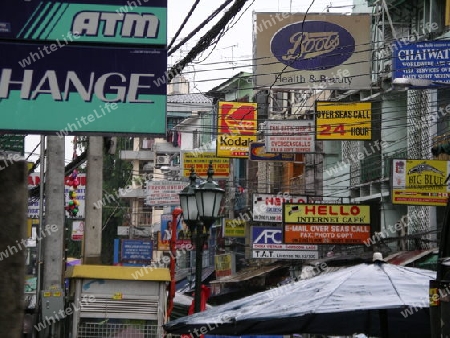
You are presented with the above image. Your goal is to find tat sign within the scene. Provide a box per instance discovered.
[392,159,450,206]
[252,193,306,222]
[217,102,257,158]
[265,120,315,153]
[316,101,372,140]
[251,226,318,260]
[283,204,371,245]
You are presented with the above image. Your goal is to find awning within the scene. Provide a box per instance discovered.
[385,248,436,266]
[210,263,286,284]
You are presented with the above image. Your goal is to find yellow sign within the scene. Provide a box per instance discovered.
[223,219,246,238]
[182,151,229,178]
[217,102,257,158]
[284,204,371,224]
[316,101,372,140]
[113,292,123,300]
[214,253,232,278]
[392,159,450,206]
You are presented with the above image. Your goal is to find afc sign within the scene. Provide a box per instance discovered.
[252,227,282,244]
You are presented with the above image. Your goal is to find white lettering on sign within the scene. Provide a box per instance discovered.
[73,12,159,38]
[253,229,282,244]
[0,69,154,103]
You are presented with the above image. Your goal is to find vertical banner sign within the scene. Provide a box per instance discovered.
[391,159,450,206]
[315,101,372,140]
[0,0,167,135]
[283,203,371,244]
[254,13,371,90]
[214,253,234,278]
[265,120,315,153]
[217,101,257,158]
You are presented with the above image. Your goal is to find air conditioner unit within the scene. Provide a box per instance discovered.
[156,155,170,165]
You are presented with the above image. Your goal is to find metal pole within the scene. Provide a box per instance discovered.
[194,221,204,313]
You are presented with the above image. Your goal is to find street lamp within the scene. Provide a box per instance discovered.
[179,163,224,313]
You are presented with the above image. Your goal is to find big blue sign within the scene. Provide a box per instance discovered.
[271,21,355,70]
[121,239,153,261]
[393,40,450,86]
[0,41,167,134]
[252,226,282,245]
[0,0,167,45]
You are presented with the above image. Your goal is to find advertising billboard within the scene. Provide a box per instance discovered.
[283,203,371,245]
[391,159,450,206]
[249,142,295,161]
[0,42,167,134]
[254,13,371,90]
[217,101,257,158]
[0,0,167,46]
[265,120,315,153]
[181,151,229,178]
[315,101,372,140]
[145,181,186,206]
[252,193,307,222]
[251,226,318,259]
[393,40,450,87]
[223,219,246,238]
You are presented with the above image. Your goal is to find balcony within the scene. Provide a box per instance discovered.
[131,211,152,226]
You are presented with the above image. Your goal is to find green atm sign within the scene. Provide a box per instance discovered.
[0,135,25,155]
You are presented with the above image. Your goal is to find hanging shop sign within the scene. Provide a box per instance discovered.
[181,151,229,178]
[251,226,318,259]
[223,219,246,238]
[145,181,186,206]
[252,193,307,222]
[391,159,450,206]
[265,120,315,153]
[0,0,167,46]
[393,40,450,87]
[217,101,257,158]
[315,101,372,140]
[254,13,371,90]
[283,203,371,245]
[249,142,295,161]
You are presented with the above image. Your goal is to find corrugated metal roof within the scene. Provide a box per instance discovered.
[167,93,212,104]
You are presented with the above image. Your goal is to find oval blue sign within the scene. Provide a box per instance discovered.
[271,21,355,70]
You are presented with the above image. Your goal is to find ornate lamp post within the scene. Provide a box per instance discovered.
[179,163,224,313]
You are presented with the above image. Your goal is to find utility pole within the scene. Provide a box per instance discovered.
[0,159,27,338]
[82,136,103,264]
[42,136,65,338]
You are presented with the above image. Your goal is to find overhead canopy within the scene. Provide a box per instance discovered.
[164,262,436,337]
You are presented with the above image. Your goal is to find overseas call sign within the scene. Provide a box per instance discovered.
[283,203,371,245]
[315,101,372,140]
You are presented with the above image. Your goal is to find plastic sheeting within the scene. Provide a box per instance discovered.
[164,262,436,337]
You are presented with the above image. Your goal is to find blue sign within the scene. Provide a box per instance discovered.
[251,226,282,245]
[0,41,167,135]
[0,0,167,45]
[121,239,153,261]
[271,21,355,70]
[250,142,295,161]
[393,40,450,86]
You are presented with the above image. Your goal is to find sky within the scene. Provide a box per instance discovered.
[24,0,355,166]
